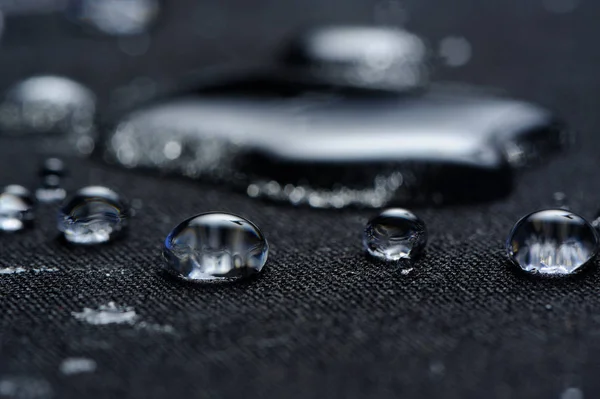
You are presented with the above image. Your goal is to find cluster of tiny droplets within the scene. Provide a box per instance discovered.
[246,171,404,209]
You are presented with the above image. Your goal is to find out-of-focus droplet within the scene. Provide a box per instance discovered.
[507,209,598,275]
[543,0,580,14]
[103,81,564,208]
[439,36,472,67]
[67,0,160,36]
[552,191,569,209]
[35,158,68,203]
[163,212,268,281]
[280,26,429,91]
[36,175,67,203]
[363,208,427,261]
[58,186,129,244]
[0,185,34,232]
[0,76,97,155]
[40,157,66,177]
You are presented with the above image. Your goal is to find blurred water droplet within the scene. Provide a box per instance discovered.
[163,212,269,281]
[36,158,68,203]
[67,0,160,36]
[552,191,569,209]
[58,186,129,244]
[507,209,598,275]
[281,26,428,91]
[543,0,580,14]
[439,36,472,67]
[0,76,97,155]
[561,387,584,399]
[0,185,34,232]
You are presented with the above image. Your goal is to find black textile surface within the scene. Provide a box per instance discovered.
[1,1,600,398]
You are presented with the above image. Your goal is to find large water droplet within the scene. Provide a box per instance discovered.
[507,209,598,275]
[0,76,97,155]
[103,81,565,208]
[58,186,129,244]
[163,212,269,281]
[0,185,34,232]
[363,208,427,261]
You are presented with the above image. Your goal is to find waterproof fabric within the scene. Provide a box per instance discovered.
[1,1,600,398]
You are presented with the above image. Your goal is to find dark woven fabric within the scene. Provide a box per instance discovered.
[1,1,600,398]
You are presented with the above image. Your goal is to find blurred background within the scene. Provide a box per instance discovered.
[0,0,590,127]
[1,1,600,398]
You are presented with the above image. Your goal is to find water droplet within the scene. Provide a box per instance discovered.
[0,185,34,232]
[281,26,428,91]
[36,158,68,203]
[543,0,580,14]
[163,212,269,281]
[60,357,97,375]
[439,36,472,67]
[0,76,97,155]
[561,387,584,399]
[507,209,598,275]
[103,82,564,208]
[363,208,427,261]
[553,191,569,209]
[40,157,66,177]
[66,0,160,36]
[58,186,129,244]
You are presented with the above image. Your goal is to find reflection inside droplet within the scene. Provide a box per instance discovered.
[58,186,129,244]
[163,212,269,281]
[507,209,598,275]
[363,208,427,261]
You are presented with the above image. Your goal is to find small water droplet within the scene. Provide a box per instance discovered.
[0,185,34,232]
[58,186,129,244]
[363,208,427,261]
[543,0,580,14]
[561,387,584,399]
[40,157,66,177]
[553,191,569,208]
[36,158,68,203]
[506,209,598,275]
[163,212,269,281]
[60,357,97,375]
[439,36,472,67]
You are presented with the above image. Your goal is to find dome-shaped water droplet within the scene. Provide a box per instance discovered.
[0,185,34,232]
[0,76,97,155]
[58,186,129,244]
[363,208,427,261]
[163,212,269,281]
[507,209,598,275]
